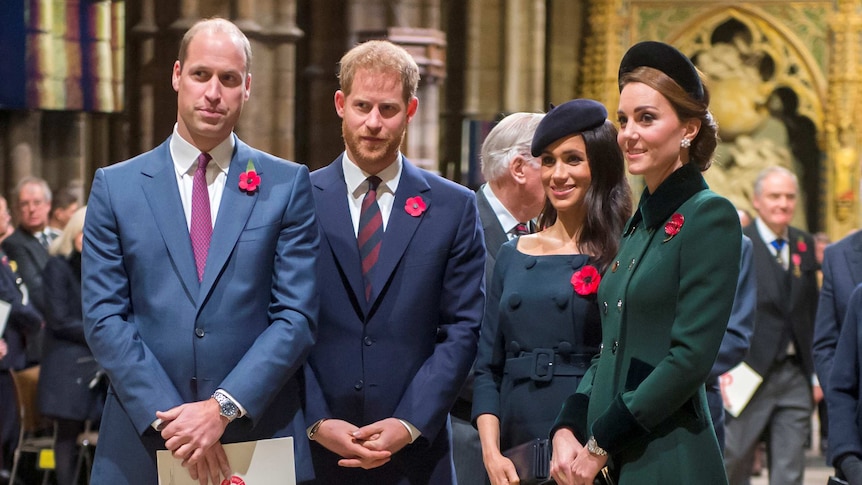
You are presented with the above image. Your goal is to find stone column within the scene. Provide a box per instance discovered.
[502,0,544,112]
[825,0,862,238]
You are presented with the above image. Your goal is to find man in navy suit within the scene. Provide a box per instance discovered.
[826,282,862,483]
[82,18,318,485]
[303,40,485,484]
[815,229,862,479]
[0,194,43,470]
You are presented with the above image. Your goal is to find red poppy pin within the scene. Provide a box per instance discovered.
[405,196,427,217]
[221,476,246,485]
[239,160,260,193]
[663,213,684,243]
[796,238,807,253]
[571,265,601,296]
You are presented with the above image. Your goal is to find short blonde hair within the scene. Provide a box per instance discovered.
[49,206,86,257]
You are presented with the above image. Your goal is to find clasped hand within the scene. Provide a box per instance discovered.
[550,428,608,485]
[157,399,231,485]
[313,417,412,469]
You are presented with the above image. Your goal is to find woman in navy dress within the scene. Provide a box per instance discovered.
[472,99,632,485]
[38,206,106,485]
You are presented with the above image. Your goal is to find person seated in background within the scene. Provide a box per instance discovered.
[38,206,106,485]
[47,188,80,235]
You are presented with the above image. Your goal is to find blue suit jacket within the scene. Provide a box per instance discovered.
[304,155,485,485]
[815,230,862,388]
[826,282,862,468]
[82,136,319,484]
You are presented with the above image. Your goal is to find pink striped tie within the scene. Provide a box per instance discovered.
[190,152,212,282]
[357,176,383,301]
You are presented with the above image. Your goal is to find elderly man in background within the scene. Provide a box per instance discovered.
[451,112,545,485]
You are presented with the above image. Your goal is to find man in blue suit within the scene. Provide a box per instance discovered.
[815,229,862,478]
[82,18,318,485]
[303,40,486,484]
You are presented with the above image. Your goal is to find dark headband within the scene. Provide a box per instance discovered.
[618,41,704,101]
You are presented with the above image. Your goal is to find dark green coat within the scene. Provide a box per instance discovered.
[554,164,740,484]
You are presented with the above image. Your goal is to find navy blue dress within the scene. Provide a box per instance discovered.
[472,239,601,450]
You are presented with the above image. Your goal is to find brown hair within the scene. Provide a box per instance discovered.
[620,66,718,171]
[338,40,420,103]
[537,121,633,272]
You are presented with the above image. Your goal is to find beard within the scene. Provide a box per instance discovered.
[342,121,405,171]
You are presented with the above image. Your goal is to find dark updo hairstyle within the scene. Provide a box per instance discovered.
[619,66,718,171]
[537,120,632,272]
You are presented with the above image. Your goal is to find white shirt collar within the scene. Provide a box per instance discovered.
[169,124,234,176]
[755,217,788,246]
[342,152,403,197]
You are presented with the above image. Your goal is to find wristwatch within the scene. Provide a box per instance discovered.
[307,418,327,441]
[586,436,607,457]
[212,390,239,422]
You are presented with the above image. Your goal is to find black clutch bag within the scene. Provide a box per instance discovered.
[828,477,849,485]
[502,439,614,485]
[503,438,553,485]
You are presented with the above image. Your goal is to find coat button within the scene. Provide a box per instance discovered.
[364,336,373,346]
[195,328,204,338]
[617,299,622,312]
[354,380,364,390]
[602,301,608,315]
[612,341,619,354]
[628,258,636,270]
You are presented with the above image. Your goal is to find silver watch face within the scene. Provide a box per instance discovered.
[214,392,238,418]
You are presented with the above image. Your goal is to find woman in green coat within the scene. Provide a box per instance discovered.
[549,41,741,485]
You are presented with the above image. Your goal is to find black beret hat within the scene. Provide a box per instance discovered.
[530,99,608,157]
[618,41,704,101]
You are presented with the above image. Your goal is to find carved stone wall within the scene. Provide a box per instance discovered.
[581,1,845,236]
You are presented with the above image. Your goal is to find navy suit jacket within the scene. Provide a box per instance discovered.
[476,187,508,284]
[814,230,862,388]
[82,136,319,484]
[304,155,485,485]
[826,282,862,467]
[0,250,42,371]
[2,228,50,314]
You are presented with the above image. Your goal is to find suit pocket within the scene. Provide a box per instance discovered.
[238,221,279,242]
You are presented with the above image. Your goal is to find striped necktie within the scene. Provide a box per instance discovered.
[358,176,383,301]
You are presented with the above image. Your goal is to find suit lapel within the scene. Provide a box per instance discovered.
[847,231,862,284]
[367,160,430,306]
[140,141,199,300]
[314,156,366,306]
[476,188,508,260]
[198,138,258,305]
[744,224,789,307]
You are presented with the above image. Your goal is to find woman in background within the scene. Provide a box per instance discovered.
[38,206,105,485]
[472,99,631,485]
[549,41,742,484]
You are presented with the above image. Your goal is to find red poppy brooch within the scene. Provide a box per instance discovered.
[239,160,260,193]
[571,265,601,296]
[405,196,427,217]
[663,213,684,243]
